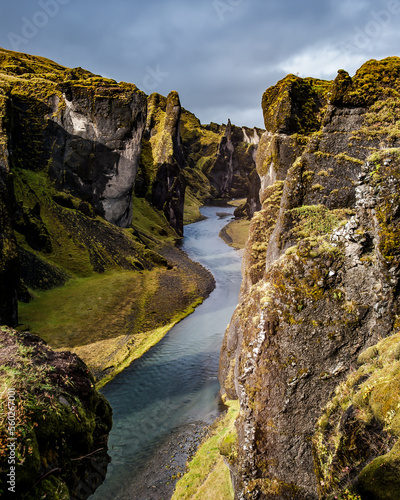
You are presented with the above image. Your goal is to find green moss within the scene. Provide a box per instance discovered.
[29,476,70,499]
[287,205,352,240]
[0,326,111,498]
[172,400,238,499]
[356,442,400,500]
[262,74,331,134]
[335,153,364,165]
[346,57,400,107]
[365,149,400,263]
[313,328,400,499]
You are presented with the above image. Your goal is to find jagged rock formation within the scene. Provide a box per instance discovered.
[179,109,263,223]
[0,49,196,304]
[5,55,147,228]
[0,327,112,499]
[219,57,400,499]
[137,91,186,236]
[52,79,146,227]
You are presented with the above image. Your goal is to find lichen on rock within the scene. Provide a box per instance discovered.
[219,58,400,499]
[0,326,112,499]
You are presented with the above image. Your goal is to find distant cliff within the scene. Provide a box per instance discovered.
[219,57,400,499]
[138,94,264,225]
[180,112,263,223]
[0,47,263,497]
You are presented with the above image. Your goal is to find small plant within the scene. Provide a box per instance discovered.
[333,490,362,500]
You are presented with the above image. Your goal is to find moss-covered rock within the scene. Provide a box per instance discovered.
[262,74,331,135]
[220,58,400,499]
[137,91,186,235]
[314,328,400,500]
[0,47,147,228]
[0,326,112,499]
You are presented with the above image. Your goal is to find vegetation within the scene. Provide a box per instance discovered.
[261,74,331,134]
[219,219,250,249]
[287,205,353,240]
[0,326,111,498]
[313,328,400,499]
[172,400,239,500]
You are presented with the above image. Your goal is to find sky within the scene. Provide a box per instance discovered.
[1,0,400,128]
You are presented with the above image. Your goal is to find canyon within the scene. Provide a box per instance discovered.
[1,47,400,500]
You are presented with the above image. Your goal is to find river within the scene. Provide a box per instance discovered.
[90,205,243,499]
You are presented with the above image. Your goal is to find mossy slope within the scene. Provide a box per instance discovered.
[0,326,112,499]
[172,400,239,500]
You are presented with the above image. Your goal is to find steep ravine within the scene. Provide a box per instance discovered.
[0,47,259,498]
[219,57,400,499]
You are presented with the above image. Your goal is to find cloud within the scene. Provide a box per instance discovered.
[279,45,367,80]
[1,0,400,128]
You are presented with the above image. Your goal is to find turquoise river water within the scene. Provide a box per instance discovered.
[90,205,242,499]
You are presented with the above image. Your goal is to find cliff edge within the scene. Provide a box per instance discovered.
[220,57,400,499]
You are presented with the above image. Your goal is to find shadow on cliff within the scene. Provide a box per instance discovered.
[10,92,135,227]
[103,348,219,415]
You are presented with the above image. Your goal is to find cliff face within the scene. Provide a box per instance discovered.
[179,110,263,223]
[219,57,400,499]
[51,79,146,227]
[0,88,18,326]
[0,327,112,499]
[137,91,186,236]
[5,55,147,228]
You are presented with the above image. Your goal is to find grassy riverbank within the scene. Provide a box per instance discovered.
[219,219,251,249]
[172,399,239,499]
[19,243,214,388]
[15,167,215,387]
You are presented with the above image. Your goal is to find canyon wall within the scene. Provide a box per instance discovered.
[220,57,400,499]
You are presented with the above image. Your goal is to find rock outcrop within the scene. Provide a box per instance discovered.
[0,327,112,499]
[0,87,18,326]
[219,57,400,499]
[4,55,147,228]
[137,91,186,236]
[51,79,146,227]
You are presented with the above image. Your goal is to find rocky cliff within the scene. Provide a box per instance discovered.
[136,91,186,235]
[219,57,400,499]
[0,86,18,326]
[0,327,112,499]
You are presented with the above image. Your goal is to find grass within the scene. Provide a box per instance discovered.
[172,399,239,500]
[19,270,147,348]
[72,298,203,389]
[287,205,353,240]
[18,260,207,387]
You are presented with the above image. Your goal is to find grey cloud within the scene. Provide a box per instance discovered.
[1,0,400,127]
